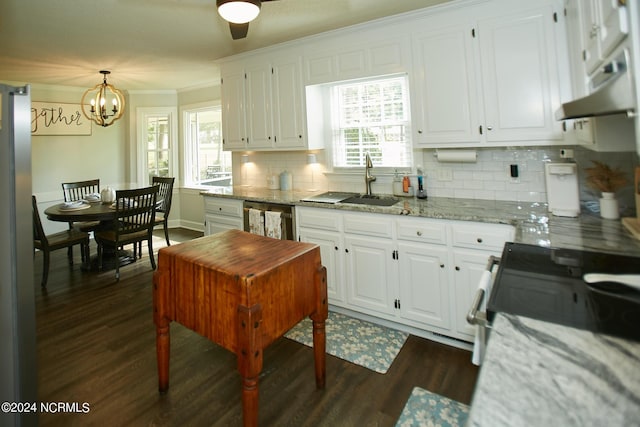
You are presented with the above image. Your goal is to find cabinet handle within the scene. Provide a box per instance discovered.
[479,125,483,135]
[562,121,567,132]
[455,266,460,271]
[417,130,423,134]
[345,248,349,253]
[416,231,422,236]
[440,263,445,268]
[477,238,483,243]
[487,126,493,131]
[299,135,302,139]
[334,246,338,251]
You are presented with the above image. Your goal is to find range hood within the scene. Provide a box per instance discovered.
[556,49,636,120]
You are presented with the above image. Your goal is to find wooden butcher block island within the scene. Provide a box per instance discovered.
[153,229,328,427]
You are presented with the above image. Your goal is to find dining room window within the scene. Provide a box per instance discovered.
[137,107,178,186]
[182,102,232,187]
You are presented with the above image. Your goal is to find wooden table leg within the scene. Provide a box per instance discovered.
[311,266,328,389]
[238,304,263,427]
[156,317,170,393]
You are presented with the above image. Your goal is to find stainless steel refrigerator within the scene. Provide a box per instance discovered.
[0,83,37,426]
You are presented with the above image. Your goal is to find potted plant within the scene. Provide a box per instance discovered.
[584,160,629,219]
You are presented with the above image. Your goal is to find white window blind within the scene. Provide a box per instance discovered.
[332,75,412,168]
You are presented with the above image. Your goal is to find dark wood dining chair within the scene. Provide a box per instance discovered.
[61,179,102,258]
[151,176,175,246]
[94,185,159,280]
[32,195,90,287]
[62,179,100,204]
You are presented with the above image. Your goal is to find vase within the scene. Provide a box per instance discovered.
[599,192,620,220]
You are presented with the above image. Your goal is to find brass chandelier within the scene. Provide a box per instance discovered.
[81,70,125,127]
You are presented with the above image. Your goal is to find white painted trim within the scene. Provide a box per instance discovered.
[135,106,179,186]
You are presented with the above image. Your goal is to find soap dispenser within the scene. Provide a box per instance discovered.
[416,166,427,200]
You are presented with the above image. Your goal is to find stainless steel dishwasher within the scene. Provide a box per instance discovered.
[242,201,296,241]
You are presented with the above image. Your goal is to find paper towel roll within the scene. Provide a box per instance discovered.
[435,150,477,163]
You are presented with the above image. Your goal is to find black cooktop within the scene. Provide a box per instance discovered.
[488,242,640,342]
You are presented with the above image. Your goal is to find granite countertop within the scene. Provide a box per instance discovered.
[468,314,640,427]
[201,186,640,256]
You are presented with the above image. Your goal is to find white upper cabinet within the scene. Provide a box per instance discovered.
[221,53,313,151]
[478,4,565,143]
[220,68,247,150]
[271,57,307,149]
[580,0,629,74]
[412,1,568,147]
[303,33,410,85]
[411,24,481,144]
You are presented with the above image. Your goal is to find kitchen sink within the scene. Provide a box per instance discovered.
[339,194,399,206]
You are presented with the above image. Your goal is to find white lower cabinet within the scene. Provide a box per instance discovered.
[298,227,345,305]
[397,242,450,330]
[203,196,243,236]
[296,206,515,344]
[344,234,396,316]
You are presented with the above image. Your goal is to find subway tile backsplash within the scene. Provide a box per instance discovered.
[232,146,638,216]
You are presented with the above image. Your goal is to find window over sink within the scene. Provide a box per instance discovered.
[306,74,413,172]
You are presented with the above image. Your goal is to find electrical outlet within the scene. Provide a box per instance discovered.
[436,169,453,181]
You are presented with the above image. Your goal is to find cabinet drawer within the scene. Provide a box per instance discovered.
[203,197,243,217]
[451,223,515,251]
[396,218,447,245]
[297,207,340,231]
[343,213,392,238]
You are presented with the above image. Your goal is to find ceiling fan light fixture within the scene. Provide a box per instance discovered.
[217,0,261,24]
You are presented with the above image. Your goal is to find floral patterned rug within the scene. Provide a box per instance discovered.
[284,311,408,374]
[395,387,470,427]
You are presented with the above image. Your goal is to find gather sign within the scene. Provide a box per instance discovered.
[31,101,92,136]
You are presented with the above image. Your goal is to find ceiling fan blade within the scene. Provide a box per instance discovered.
[229,22,249,40]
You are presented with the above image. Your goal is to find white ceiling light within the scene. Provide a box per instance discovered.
[217,0,261,24]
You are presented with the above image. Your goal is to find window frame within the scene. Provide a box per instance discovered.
[181,100,232,189]
[136,106,178,187]
[328,74,413,173]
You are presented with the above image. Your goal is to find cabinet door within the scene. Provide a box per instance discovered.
[479,4,564,143]
[598,0,628,58]
[245,63,274,149]
[412,24,481,145]
[221,71,247,150]
[452,249,495,340]
[344,234,396,316]
[299,227,345,306]
[581,0,602,73]
[272,57,306,149]
[204,213,243,236]
[397,242,451,330]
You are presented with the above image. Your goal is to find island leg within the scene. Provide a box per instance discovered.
[237,304,263,427]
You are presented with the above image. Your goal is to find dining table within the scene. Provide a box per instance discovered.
[44,200,136,270]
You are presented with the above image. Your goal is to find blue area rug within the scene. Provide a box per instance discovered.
[395,387,470,427]
[284,311,408,374]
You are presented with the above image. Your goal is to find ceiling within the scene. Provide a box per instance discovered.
[0,0,451,91]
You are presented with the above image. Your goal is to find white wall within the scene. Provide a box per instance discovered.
[25,83,127,233]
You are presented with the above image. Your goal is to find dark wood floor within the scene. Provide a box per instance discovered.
[34,229,479,426]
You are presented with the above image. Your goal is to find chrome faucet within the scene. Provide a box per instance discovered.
[364,152,376,195]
